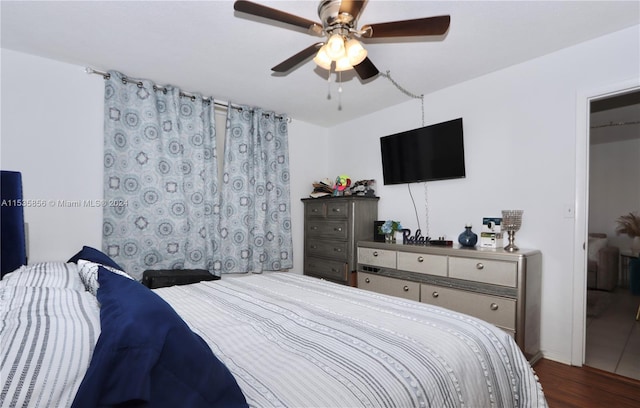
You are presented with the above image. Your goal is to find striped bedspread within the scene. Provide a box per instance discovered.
[156,273,547,408]
[0,263,100,408]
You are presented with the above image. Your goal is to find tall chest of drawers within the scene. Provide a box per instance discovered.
[357,241,542,362]
[302,196,378,285]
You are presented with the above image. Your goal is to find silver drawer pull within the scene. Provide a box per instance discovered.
[490,303,499,311]
[311,226,318,230]
[403,285,409,292]
[476,262,484,270]
[373,251,379,257]
[332,208,341,212]
[333,248,342,252]
[331,268,338,272]
[417,256,424,263]
[365,278,371,283]
[310,245,317,249]
[312,208,319,212]
[334,227,343,232]
[432,291,439,298]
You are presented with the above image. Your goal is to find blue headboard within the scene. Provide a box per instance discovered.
[1,170,27,277]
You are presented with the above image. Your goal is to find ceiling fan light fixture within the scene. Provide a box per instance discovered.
[345,38,367,66]
[334,56,352,72]
[313,45,333,70]
[325,33,346,60]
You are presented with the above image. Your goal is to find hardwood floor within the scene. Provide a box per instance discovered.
[534,359,640,407]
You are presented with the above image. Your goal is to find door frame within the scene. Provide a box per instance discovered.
[571,78,640,365]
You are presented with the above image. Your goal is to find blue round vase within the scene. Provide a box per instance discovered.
[458,225,478,248]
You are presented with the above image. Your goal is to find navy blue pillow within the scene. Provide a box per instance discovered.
[72,267,248,408]
[67,246,124,271]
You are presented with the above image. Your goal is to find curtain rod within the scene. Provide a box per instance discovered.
[85,67,291,122]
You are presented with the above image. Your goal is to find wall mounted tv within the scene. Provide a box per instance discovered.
[380,118,465,185]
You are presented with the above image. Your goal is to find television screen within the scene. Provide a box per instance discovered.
[380,118,465,185]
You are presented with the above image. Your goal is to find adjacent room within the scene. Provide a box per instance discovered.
[1,1,639,407]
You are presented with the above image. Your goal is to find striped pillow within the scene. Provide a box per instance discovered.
[1,262,85,291]
[77,260,134,296]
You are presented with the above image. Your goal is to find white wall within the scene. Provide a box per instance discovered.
[1,50,104,261]
[589,137,640,249]
[1,48,329,271]
[326,25,640,363]
[287,120,329,273]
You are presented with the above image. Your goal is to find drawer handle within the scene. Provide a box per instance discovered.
[332,208,341,212]
[432,291,439,298]
[331,268,339,272]
[373,251,379,257]
[310,245,317,249]
[311,226,318,230]
[312,208,319,212]
[490,303,499,311]
[334,227,343,232]
[403,285,409,292]
[333,248,342,252]
[417,256,424,263]
[476,262,484,270]
[365,278,371,283]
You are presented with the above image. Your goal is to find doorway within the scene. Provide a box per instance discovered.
[584,90,640,379]
[572,81,640,377]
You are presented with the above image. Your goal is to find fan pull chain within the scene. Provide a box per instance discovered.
[337,71,343,111]
[326,67,332,100]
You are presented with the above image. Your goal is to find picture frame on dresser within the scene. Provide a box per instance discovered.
[357,241,542,362]
[302,196,379,286]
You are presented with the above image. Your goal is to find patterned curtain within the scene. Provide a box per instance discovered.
[219,106,293,273]
[102,71,219,280]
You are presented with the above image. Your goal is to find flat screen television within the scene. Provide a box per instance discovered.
[380,118,465,185]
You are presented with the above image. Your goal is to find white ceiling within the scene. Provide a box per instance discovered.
[2,1,639,127]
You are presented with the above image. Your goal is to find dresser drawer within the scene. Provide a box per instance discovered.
[325,201,349,219]
[305,256,348,282]
[306,220,348,240]
[358,247,396,269]
[358,272,420,301]
[449,257,517,287]
[397,252,447,277]
[420,284,516,330]
[307,239,348,261]
[304,201,326,217]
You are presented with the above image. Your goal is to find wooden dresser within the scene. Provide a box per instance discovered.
[357,241,542,362]
[302,196,378,286]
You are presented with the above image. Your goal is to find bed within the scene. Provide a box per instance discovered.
[0,250,547,408]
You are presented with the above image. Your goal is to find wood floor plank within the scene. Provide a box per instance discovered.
[534,359,640,408]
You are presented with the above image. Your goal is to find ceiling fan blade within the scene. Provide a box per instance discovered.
[353,57,379,80]
[361,15,450,38]
[234,0,321,32]
[339,1,367,21]
[272,43,324,73]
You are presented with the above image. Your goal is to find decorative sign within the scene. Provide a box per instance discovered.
[402,229,430,245]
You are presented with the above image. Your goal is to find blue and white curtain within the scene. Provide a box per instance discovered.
[219,106,293,273]
[102,71,219,280]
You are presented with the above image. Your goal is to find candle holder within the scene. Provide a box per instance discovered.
[501,210,523,252]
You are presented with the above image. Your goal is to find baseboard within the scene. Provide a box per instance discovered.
[538,351,573,366]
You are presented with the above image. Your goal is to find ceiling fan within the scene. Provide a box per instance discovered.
[233,0,450,80]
